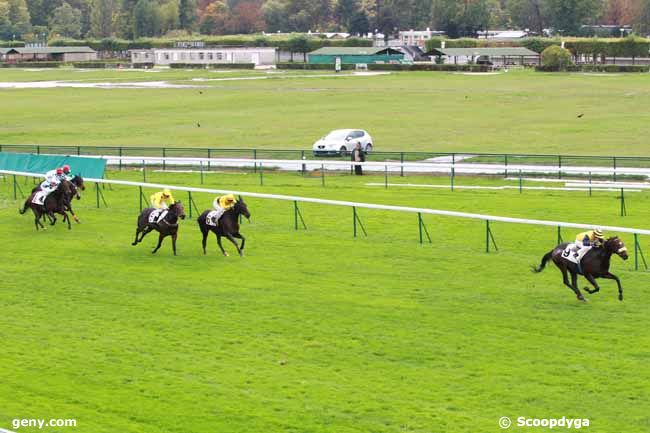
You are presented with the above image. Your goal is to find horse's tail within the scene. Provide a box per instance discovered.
[531,250,554,273]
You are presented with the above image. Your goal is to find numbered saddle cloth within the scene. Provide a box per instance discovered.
[206,210,223,227]
[562,243,591,265]
[32,191,48,205]
[148,209,166,224]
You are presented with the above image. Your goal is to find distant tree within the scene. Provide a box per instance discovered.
[90,0,115,37]
[49,2,82,38]
[603,0,636,25]
[541,45,573,69]
[229,1,264,34]
[116,0,138,39]
[133,0,160,37]
[335,0,360,30]
[66,0,93,37]
[0,1,12,40]
[349,10,370,34]
[199,0,229,34]
[544,0,604,35]
[287,33,310,61]
[632,0,650,34]
[159,0,180,34]
[506,0,545,35]
[179,0,197,31]
[7,0,32,38]
[432,0,491,37]
[26,0,62,27]
[262,0,287,32]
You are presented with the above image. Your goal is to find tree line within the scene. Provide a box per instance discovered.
[1,0,650,42]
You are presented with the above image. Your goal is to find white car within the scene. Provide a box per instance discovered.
[312,129,373,156]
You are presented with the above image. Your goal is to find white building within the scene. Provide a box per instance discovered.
[477,30,529,39]
[130,47,277,66]
[399,28,445,47]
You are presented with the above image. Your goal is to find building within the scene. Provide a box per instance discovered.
[308,47,404,65]
[477,30,529,39]
[0,46,97,63]
[130,47,277,66]
[399,28,445,48]
[425,47,540,66]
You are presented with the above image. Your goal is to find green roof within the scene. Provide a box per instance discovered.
[309,47,402,56]
[3,46,96,54]
[428,47,539,56]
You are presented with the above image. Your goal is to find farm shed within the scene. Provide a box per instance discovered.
[0,46,97,63]
[308,47,404,65]
[425,47,540,66]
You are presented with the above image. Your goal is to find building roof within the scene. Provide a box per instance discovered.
[3,46,96,54]
[427,47,539,57]
[309,47,403,56]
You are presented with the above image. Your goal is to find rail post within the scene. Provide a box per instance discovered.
[519,169,523,193]
[589,171,592,197]
[118,147,123,171]
[352,206,367,238]
[207,149,211,170]
[188,191,193,218]
[558,155,562,179]
[259,162,264,186]
[400,152,404,177]
[557,226,563,244]
[450,167,455,191]
[321,164,325,187]
[142,159,146,182]
[384,165,388,189]
[418,212,432,245]
[253,149,257,172]
[294,200,307,230]
[95,182,100,208]
[139,186,143,212]
[200,161,204,185]
[504,154,508,178]
[634,233,648,271]
[13,174,17,199]
[613,157,617,182]
[620,188,627,217]
[485,220,498,253]
[162,148,166,171]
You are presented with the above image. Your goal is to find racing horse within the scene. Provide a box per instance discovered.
[197,196,250,256]
[31,175,85,224]
[132,201,186,255]
[20,180,74,230]
[532,237,629,302]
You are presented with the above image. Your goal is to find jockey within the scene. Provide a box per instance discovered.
[150,189,175,223]
[573,228,604,261]
[61,164,73,181]
[38,167,66,201]
[210,194,237,225]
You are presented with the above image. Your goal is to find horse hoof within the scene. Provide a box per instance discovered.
[619,295,623,301]
[223,252,229,257]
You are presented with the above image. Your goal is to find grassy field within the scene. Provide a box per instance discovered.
[1,68,650,155]
[1,169,649,433]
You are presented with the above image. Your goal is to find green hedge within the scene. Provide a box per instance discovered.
[44,35,373,51]
[0,61,63,68]
[368,63,491,72]
[535,64,649,72]
[169,63,255,69]
[276,62,355,70]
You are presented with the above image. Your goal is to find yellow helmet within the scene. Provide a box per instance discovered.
[593,228,604,239]
[163,188,171,196]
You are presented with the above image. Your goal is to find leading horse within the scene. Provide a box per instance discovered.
[197,197,250,256]
[132,202,186,255]
[532,237,629,302]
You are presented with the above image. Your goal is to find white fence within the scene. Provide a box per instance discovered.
[1,168,648,269]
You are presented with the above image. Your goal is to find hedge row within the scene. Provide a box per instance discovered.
[276,62,355,70]
[168,63,255,69]
[425,36,650,57]
[0,62,62,68]
[535,64,650,72]
[40,36,372,52]
[368,63,492,72]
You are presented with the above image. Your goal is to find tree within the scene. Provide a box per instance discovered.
[349,9,370,34]
[26,0,62,27]
[179,0,197,31]
[199,0,229,34]
[287,34,310,61]
[632,0,650,34]
[335,0,360,30]
[506,0,546,35]
[49,3,82,38]
[0,1,12,40]
[262,0,287,32]
[8,0,32,38]
[544,0,604,35]
[90,0,115,37]
[66,0,93,37]
[541,45,573,69]
[229,1,264,34]
[133,0,160,37]
[116,0,138,39]
[159,0,180,34]
[432,0,492,37]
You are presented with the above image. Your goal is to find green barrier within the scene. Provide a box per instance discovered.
[0,152,106,179]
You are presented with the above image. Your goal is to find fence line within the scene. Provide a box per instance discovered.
[3,168,649,236]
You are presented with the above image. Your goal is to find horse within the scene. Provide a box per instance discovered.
[131,201,186,255]
[532,237,629,302]
[20,180,74,230]
[30,175,85,224]
[197,197,250,257]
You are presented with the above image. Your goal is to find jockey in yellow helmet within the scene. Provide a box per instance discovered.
[150,189,175,210]
[209,194,237,226]
[572,228,604,262]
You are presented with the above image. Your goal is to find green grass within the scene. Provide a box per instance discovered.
[1,68,650,155]
[1,170,649,433]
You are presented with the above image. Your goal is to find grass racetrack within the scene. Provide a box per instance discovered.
[1,68,650,155]
[1,169,649,432]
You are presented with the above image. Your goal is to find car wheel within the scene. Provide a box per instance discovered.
[339,146,347,156]
[365,144,372,153]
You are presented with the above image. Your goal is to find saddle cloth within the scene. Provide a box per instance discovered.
[32,191,48,205]
[148,209,167,223]
[206,210,221,227]
[561,243,592,265]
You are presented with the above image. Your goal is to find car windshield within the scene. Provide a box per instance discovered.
[324,130,350,140]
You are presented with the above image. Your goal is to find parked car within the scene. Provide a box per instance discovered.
[312,129,373,156]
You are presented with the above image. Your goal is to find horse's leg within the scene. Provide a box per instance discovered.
[201,228,209,255]
[233,233,245,251]
[225,233,243,257]
[560,265,585,302]
[63,211,71,230]
[136,226,153,244]
[69,205,80,223]
[601,272,623,301]
[171,232,178,256]
[216,233,228,256]
[152,233,165,254]
[582,273,601,296]
[132,227,142,245]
